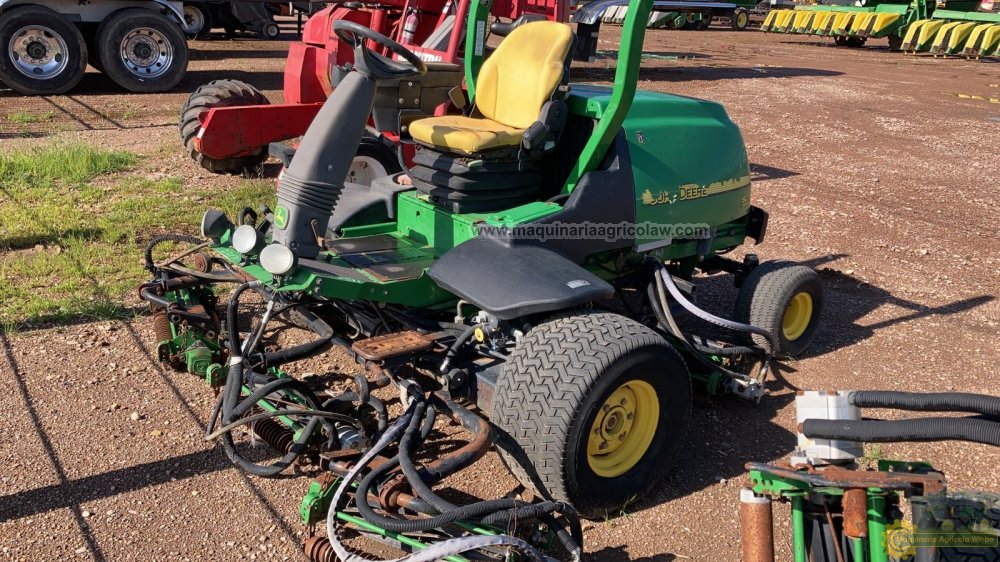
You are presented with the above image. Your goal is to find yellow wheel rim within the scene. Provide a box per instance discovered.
[782,291,813,341]
[586,380,659,478]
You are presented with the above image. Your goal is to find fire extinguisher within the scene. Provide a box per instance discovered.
[402,8,418,44]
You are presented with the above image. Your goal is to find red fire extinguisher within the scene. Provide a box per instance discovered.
[402,8,418,44]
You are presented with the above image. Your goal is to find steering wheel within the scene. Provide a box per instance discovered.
[333,20,428,81]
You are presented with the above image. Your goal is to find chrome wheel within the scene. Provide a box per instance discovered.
[8,24,68,79]
[119,27,173,78]
[183,5,206,35]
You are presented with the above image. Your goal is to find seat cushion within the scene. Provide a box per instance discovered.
[409,115,525,155]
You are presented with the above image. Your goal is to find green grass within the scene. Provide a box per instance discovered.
[0,142,274,330]
[6,111,55,124]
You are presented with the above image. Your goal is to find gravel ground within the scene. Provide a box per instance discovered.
[2,23,999,562]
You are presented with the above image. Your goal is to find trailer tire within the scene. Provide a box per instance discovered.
[492,311,692,518]
[180,79,270,174]
[733,261,823,357]
[97,9,188,93]
[731,8,750,30]
[0,5,87,95]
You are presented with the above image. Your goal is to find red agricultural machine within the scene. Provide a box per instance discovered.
[181,0,581,177]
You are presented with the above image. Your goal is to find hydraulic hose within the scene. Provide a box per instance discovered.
[260,308,335,367]
[144,234,203,272]
[652,260,779,353]
[325,403,557,562]
[850,391,1000,420]
[439,323,483,373]
[802,417,1000,447]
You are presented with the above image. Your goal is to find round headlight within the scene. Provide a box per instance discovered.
[201,209,232,240]
[232,224,264,255]
[260,243,297,276]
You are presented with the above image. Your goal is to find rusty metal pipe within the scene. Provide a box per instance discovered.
[740,488,775,562]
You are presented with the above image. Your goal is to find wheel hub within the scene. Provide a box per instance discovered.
[120,28,173,78]
[782,291,813,341]
[587,380,659,478]
[8,25,68,79]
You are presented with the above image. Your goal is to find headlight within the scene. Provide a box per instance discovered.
[260,243,297,276]
[201,209,232,240]
[232,224,265,255]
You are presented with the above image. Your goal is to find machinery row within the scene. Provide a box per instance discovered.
[762,0,1000,57]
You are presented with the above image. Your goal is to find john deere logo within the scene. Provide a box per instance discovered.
[274,206,288,230]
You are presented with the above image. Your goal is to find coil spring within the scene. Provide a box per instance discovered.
[152,311,173,343]
[303,536,338,562]
[249,415,295,454]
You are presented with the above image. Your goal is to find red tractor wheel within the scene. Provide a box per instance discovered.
[180,79,270,175]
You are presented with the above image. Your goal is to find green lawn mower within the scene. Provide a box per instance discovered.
[141,0,825,558]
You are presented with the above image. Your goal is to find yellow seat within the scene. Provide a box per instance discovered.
[408,21,574,156]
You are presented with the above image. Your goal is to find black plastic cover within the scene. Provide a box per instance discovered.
[428,238,614,320]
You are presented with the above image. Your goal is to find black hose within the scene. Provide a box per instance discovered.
[260,308,335,367]
[650,258,778,353]
[144,234,203,272]
[220,376,330,477]
[440,323,482,373]
[850,391,1000,420]
[802,417,1000,447]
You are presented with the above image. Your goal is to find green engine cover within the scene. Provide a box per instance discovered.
[567,84,752,249]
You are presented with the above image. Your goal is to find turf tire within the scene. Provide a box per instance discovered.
[733,261,823,357]
[492,311,692,518]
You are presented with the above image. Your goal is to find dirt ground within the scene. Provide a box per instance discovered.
[2,22,999,562]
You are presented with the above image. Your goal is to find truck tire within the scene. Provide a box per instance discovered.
[184,4,213,40]
[97,9,188,93]
[731,7,750,30]
[492,311,692,518]
[0,5,87,95]
[180,79,270,174]
[733,261,823,357]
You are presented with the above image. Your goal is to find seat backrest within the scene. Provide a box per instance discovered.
[474,21,573,130]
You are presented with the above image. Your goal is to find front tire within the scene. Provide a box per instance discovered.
[733,261,824,357]
[493,311,692,518]
[0,5,87,95]
[179,79,270,174]
[97,9,188,93]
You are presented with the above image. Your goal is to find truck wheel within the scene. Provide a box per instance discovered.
[493,311,692,518]
[184,4,213,40]
[731,8,750,30]
[347,139,402,186]
[97,9,188,93]
[0,5,87,95]
[180,79,270,174]
[733,261,823,358]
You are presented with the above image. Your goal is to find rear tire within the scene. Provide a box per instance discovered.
[0,5,87,95]
[731,8,750,30]
[179,79,270,174]
[492,311,692,518]
[733,261,824,357]
[347,138,403,186]
[97,9,188,93]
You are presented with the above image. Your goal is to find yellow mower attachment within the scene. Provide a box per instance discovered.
[773,9,797,32]
[902,18,946,51]
[829,12,859,36]
[810,11,837,34]
[760,8,784,31]
[962,22,1000,56]
[930,20,979,53]
[791,10,815,33]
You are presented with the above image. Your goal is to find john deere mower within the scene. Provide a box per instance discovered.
[141,0,825,557]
